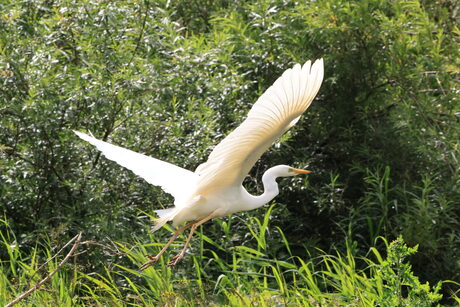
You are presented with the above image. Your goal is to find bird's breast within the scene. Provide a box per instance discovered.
[172,187,247,225]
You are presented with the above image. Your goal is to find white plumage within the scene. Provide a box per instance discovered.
[73,131,198,204]
[75,59,324,267]
[195,60,323,194]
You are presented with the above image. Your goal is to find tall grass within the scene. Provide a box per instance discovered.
[1,211,450,306]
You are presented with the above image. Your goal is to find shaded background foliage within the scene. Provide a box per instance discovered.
[1,0,458,300]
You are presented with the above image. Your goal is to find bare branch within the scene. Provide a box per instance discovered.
[5,233,83,307]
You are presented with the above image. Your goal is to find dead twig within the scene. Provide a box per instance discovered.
[26,233,83,288]
[5,233,83,307]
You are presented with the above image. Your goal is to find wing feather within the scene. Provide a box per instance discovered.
[74,131,198,202]
[195,59,324,195]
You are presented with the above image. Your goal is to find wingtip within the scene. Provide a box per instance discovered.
[73,130,84,139]
[299,59,323,75]
[73,130,89,140]
[73,130,96,140]
[313,58,324,68]
[302,59,312,69]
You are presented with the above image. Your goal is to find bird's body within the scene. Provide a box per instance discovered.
[167,185,246,225]
[160,164,303,226]
[75,59,324,267]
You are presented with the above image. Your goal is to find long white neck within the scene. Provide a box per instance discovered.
[246,166,281,211]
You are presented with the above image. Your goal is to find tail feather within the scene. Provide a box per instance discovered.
[151,208,176,232]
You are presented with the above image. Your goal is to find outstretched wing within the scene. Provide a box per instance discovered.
[195,59,324,195]
[74,131,198,202]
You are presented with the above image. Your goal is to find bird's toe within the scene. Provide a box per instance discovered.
[139,255,159,270]
[167,254,183,266]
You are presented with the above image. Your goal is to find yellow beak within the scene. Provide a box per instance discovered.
[291,168,311,174]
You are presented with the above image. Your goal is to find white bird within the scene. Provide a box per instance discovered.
[74,59,324,268]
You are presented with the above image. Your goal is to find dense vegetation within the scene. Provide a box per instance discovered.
[1,0,458,305]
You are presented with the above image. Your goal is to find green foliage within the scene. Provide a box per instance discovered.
[0,0,458,304]
[373,236,443,306]
[0,215,445,306]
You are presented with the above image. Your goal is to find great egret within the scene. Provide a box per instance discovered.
[74,59,324,268]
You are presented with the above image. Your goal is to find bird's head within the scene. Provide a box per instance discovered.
[271,165,311,178]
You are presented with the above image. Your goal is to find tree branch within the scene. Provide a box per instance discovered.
[6,233,83,307]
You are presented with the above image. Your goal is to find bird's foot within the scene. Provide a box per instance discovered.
[139,255,159,271]
[167,253,184,266]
